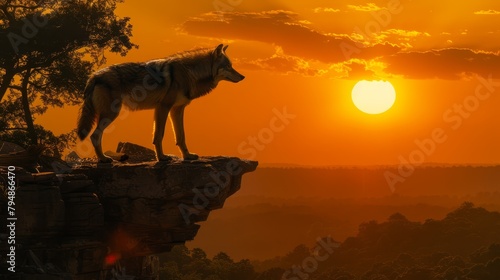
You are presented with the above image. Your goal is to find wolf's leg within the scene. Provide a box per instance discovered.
[153,105,172,161]
[90,105,121,163]
[170,105,198,160]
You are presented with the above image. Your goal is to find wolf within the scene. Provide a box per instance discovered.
[76,44,245,162]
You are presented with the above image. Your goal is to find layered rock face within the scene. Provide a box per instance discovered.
[0,156,257,279]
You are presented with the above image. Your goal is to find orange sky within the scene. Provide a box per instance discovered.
[38,0,500,166]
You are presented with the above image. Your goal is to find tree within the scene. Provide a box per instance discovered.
[0,0,136,156]
[213,252,233,264]
[256,267,286,280]
[210,252,233,280]
[282,244,310,267]
[191,248,208,261]
[229,259,256,280]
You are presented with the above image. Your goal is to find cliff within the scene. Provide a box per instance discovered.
[0,156,257,279]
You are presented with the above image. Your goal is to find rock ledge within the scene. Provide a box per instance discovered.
[0,156,257,279]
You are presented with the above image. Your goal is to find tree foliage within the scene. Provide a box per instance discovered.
[160,247,256,280]
[0,0,137,156]
[161,203,500,280]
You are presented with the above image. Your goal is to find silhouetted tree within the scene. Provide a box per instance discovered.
[472,244,500,264]
[191,248,209,261]
[229,259,256,280]
[0,0,136,154]
[395,267,432,280]
[486,258,500,279]
[282,244,310,267]
[158,204,500,280]
[256,267,286,280]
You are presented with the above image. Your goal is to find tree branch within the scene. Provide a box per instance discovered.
[2,127,28,131]
[0,69,15,102]
[20,68,37,145]
[8,4,41,9]
[7,85,22,91]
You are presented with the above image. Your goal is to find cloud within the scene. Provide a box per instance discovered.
[384,29,431,38]
[474,10,500,15]
[383,48,500,79]
[347,3,382,12]
[181,10,400,64]
[238,46,381,80]
[182,10,500,80]
[313,7,340,13]
[341,59,379,79]
[238,47,325,76]
[359,29,432,49]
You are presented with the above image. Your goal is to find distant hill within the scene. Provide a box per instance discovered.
[189,165,500,260]
[253,202,500,279]
[165,203,500,280]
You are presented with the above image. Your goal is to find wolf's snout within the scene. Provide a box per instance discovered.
[232,70,245,82]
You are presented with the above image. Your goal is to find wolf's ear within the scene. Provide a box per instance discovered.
[215,44,224,56]
[223,45,228,52]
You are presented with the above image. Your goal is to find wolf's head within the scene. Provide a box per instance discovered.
[212,44,245,83]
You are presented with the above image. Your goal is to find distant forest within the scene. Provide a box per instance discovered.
[160,202,500,280]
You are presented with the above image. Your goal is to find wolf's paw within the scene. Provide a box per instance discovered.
[183,153,199,161]
[157,154,174,162]
[98,156,113,163]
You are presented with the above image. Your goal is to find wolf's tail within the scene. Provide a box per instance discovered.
[77,77,97,140]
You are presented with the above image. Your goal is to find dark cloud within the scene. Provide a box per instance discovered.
[237,53,323,76]
[182,10,400,63]
[345,60,378,80]
[182,10,500,80]
[383,48,500,79]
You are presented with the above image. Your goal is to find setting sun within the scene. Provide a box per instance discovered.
[352,81,396,115]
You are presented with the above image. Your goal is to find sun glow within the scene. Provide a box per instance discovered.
[352,80,396,114]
